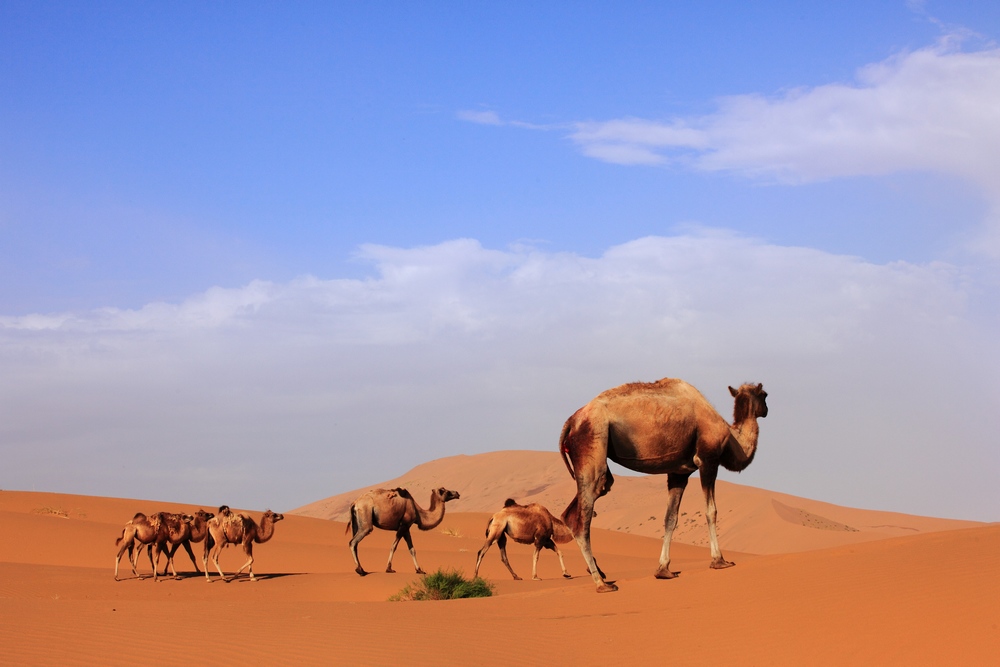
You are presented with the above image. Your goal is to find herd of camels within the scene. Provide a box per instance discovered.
[114,378,768,593]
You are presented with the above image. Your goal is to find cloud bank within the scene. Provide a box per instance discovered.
[1,234,996,519]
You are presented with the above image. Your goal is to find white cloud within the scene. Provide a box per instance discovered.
[1,234,996,519]
[457,109,504,125]
[564,40,1000,254]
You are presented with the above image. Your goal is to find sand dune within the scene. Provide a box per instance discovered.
[1,452,997,665]
[293,450,982,554]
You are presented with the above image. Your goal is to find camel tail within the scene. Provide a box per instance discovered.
[559,417,576,477]
[346,504,357,536]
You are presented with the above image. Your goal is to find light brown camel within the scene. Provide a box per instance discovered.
[203,505,284,582]
[560,379,768,592]
[135,509,215,577]
[347,487,461,576]
[474,498,574,581]
[114,512,191,581]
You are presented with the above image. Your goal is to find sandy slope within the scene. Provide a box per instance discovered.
[1,487,997,666]
[293,450,982,553]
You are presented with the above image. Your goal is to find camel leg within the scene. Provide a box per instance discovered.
[401,528,424,574]
[151,543,163,583]
[385,532,403,573]
[233,541,255,581]
[164,542,179,579]
[203,534,215,581]
[348,515,374,576]
[208,541,227,582]
[551,543,572,578]
[177,540,201,575]
[570,466,616,592]
[497,533,520,580]
[531,545,542,580]
[114,540,135,581]
[655,472,690,579]
[700,466,734,569]
[474,536,496,578]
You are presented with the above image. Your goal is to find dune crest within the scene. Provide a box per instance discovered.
[293,450,983,554]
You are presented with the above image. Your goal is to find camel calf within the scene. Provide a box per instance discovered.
[475,499,574,581]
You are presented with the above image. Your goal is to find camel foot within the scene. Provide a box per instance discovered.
[654,567,679,579]
[596,582,619,593]
[355,567,368,577]
[513,575,522,581]
[562,573,572,579]
[532,576,541,581]
[415,568,426,575]
[385,567,395,574]
[710,558,735,570]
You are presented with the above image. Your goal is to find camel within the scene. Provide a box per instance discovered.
[560,379,768,592]
[135,509,215,577]
[475,499,574,581]
[347,487,461,576]
[203,505,284,582]
[114,512,192,581]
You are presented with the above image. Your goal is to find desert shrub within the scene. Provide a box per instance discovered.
[389,568,494,601]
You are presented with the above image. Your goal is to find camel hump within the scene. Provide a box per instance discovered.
[132,512,146,521]
[392,488,412,500]
[503,498,518,508]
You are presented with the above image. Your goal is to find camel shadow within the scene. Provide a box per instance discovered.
[221,572,304,583]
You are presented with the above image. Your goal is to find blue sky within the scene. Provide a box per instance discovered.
[2,3,998,520]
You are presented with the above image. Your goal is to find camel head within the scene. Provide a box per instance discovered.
[263,510,285,524]
[194,509,215,521]
[728,383,768,421]
[434,487,461,503]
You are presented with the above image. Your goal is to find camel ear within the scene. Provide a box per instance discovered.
[757,383,763,390]
[729,386,738,397]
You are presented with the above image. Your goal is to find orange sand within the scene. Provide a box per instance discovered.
[1,455,998,665]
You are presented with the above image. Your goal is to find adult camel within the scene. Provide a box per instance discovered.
[560,379,768,592]
[203,505,284,582]
[114,512,191,581]
[347,487,460,576]
[135,509,215,577]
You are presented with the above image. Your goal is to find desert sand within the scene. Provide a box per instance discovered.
[2,450,997,665]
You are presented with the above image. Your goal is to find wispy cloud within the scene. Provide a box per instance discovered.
[567,41,1000,189]
[456,109,504,126]
[1,235,995,518]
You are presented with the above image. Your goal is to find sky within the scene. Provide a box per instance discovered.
[1,2,998,521]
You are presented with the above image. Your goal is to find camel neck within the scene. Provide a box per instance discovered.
[256,516,276,543]
[416,493,446,530]
[723,418,759,471]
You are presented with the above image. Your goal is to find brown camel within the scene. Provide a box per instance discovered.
[203,505,284,582]
[560,379,768,592]
[475,499,574,581]
[114,512,191,582]
[347,487,461,576]
[135,509,215,577]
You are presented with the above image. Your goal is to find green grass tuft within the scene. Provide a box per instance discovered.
[389,568,494,601]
